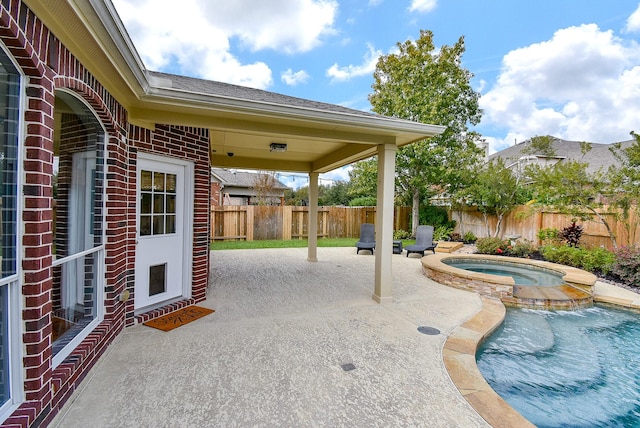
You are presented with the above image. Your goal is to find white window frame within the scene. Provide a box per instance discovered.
[0,42,25,421]
[50,90,106,369]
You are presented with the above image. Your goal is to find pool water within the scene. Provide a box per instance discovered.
[476,306,640,427]
[444,259,566,286]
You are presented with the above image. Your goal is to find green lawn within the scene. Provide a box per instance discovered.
[210,237,416,250]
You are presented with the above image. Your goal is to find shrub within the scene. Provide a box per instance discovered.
[560,222,583,247]
[420,205,455,229]
[393,229,411,240]
[476,237,510,255]
[539,244,615,275]
[433,224,454,241]
[537,228,560,245]
[612,246,640,288]
[349,196,376,206]
[463,231,477,243]
[509,240,537,258]
[449,232,463,242]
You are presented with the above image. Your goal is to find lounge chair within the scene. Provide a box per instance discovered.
[405,225,437,257]
[355,223,376,254]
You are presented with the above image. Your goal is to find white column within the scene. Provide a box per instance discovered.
[307,172,319,262]
[373,143,397,303]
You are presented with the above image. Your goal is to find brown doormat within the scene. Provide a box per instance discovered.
[143,306,215,332]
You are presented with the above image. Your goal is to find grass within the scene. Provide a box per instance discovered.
[210,237,416,250]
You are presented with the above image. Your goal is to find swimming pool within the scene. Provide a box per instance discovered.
[476,305,640,427]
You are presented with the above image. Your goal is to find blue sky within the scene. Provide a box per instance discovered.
[112,0,640,188]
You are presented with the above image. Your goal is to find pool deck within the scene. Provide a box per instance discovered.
[49,247,640,427]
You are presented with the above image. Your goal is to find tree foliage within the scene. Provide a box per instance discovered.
[364,29,483,235]
[466,158,527,237]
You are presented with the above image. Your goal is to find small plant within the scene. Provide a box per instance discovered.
[509,240,536,258]
[433,225,454,241]
[476,237,510,255]
[560,222,583,247]
[462,231,477,244]
[449,232,463,242]
[393,229,411,240]
[537,228,560,245]
[612,246,640,288]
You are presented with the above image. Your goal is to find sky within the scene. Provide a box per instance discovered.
[111,0,640,189]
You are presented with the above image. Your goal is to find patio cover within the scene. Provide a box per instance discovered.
[27,0,445,302]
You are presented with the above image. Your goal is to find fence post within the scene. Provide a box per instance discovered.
[246,205,254,241]
[283,206,292,240]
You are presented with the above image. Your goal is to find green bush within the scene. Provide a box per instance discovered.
[463,231,477,243]
[476,237,510,255]
[537,228,560,245]
[539,244,615,275]
[420,205,456,229]
[612,246,640,288]
[433,224,454,241]
[393,229,411,240]
[509,240,537,258]
[349,196,376,206]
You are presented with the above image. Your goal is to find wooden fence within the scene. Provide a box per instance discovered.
[453,205,640,250]
[211,206,411,241]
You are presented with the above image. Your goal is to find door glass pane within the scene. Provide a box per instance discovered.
[139,170,178,236]
[140,170,152,191]
[153,172,165,191]
[166,174,176,193]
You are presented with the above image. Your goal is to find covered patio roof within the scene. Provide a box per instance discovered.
[27,0,445,303]
[25,0,444,174]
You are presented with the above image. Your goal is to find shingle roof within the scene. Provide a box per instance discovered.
[489,137,634,175]
[211,168,290,190]
[148,71,379,118]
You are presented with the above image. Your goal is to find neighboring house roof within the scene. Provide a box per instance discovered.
[489,137,634,175]
[211,168,290,190]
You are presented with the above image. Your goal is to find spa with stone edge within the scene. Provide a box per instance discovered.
[421,253,597,310]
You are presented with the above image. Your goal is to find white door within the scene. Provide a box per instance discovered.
[135,156,193,311]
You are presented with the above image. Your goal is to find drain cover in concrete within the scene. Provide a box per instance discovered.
[417,326,440,335]
[341,363,356,371]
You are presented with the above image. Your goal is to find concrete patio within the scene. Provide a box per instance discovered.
[51,247,490,427]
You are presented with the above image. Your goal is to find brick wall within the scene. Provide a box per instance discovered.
[0,2,210,427]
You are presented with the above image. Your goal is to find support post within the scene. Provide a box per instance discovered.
[373,143,397,303]
[307,172,319,262]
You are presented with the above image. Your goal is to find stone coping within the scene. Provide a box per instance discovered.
[443,296,535,427]
[423,253,598,288]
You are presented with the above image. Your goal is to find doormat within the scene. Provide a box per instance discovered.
[143,306,215,332]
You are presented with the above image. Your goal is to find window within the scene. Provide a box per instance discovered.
[52,91,105,366]
[0,44,23,419]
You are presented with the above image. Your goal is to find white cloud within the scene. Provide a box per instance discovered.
[408,0,437,13]
[112,0,337,89]
[281,69,310,86]
[479,24,640,149]
[326,43,382,82]
[624,3,640,32]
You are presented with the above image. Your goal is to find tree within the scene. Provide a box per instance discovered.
[319,181,351,206]
[466,158,526,237]
[529,160,620,247]
[347,157,378,200]
[251,170,279,205]
[367,29,482,235]
[522,135,557,157]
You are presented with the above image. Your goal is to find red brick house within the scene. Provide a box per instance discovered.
[0,0,442,426]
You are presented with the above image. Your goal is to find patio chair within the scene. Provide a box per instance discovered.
[405,225,437,257]
[355,223,376,254]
